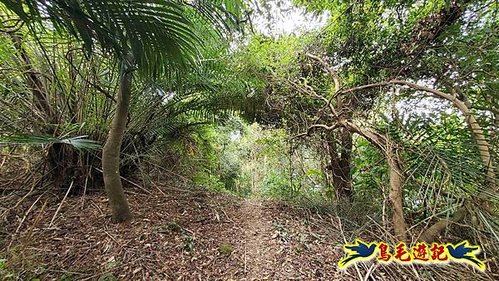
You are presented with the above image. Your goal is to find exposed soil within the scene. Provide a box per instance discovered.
[1,184,345,280]
[1,183,496,280]
[238,200,280,279]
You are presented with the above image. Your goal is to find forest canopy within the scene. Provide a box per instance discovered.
[0,0,497,280]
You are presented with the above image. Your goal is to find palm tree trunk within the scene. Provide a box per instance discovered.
[102,62,133,223]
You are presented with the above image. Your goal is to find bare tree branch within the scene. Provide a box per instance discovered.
[305,53,341,94]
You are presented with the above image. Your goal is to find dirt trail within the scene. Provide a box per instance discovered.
[2,186,497,280]
[239,199,279,280]
[3,187,345,280]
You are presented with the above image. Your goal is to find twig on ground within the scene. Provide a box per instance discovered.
[49,180,74,227]
[337,216,363,281]
[94,167,152,195]
[8,192,45,248]
[81,168,90,210]
[363,263,378,281]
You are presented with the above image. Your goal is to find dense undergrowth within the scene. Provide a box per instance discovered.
[1,0,498,280]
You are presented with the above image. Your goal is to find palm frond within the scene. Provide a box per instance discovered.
[0,134,101,150]
[1,0,243,78]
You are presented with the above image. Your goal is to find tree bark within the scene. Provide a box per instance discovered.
[338,129,353,198]
[458,101,496,190]
[386,145,408,241]
[419,206,467,242]
[102,62,133,223]
[325,131,353,201]
[343,80,496,189]
[342,121,408,241]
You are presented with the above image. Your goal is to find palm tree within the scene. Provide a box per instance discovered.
[1,0,243,222]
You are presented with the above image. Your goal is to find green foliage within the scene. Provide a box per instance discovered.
[218,243,234,256]
[0,135,101,150]
[237,35,307,78]
[183,234,195,252]
[0,259,15,280]
[351,137,387,201]
[98,273,117,281]
[0,0,498,277]
[189,117,330,200]
[166,222,183,233]
[0,0,243,79]
[0,1,253,192]
[58,273,74,281]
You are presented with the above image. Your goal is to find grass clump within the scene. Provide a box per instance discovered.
[218,243,234,256]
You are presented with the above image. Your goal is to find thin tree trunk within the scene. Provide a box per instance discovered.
[102,62,133,223]
[10,34,52,121]
[386,146,408,241]
[461,105,496,189]
[341,80,496,240]
[325,131,353,201]
[419,206,467,242]
[338,129,353,198]
[342,121,408,241]
[343,80,496,189]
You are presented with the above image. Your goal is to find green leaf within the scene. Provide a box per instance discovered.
[0,134,101,150]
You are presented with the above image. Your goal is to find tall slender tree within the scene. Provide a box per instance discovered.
[1,0,243,222]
